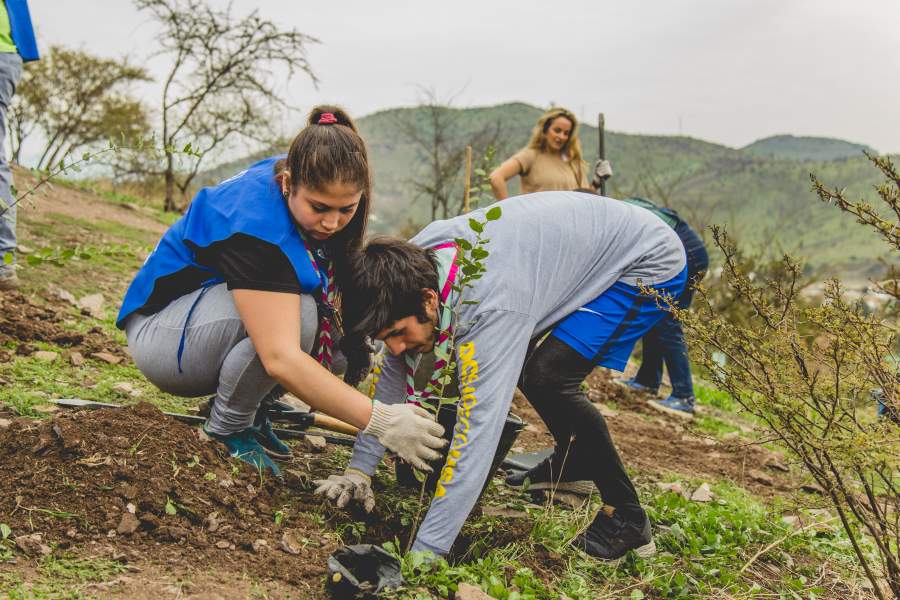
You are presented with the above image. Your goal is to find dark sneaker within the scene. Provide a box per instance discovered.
[203,424,282,476]
[505,449,594,496]
[648,395,695,419]
[251,412,293,460]
[614,377,658,395]
[572,506,656,562]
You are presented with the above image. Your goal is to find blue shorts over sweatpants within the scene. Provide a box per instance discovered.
[551,267,688,371]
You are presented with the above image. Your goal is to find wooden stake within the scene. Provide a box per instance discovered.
[462,145,473,213]
[597,113,606,196]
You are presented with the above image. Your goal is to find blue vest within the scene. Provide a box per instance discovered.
[5,0,38,62]
[116,156,323,329]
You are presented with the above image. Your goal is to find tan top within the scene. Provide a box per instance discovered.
[511,147,588,194]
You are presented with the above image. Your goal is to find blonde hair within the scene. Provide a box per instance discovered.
[524,107,587,184]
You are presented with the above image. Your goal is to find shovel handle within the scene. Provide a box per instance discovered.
[312,413,359,436]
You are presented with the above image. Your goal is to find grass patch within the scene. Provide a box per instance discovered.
[0,555,125,599]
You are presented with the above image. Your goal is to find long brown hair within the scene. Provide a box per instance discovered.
[275,105,372,295]
[524,107,587,184]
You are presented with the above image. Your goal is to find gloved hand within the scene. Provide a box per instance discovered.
[363,401,446,472]
[592,159,614,189]
[314,468,376,512]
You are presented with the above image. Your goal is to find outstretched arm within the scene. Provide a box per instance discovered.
[489,158,522,201]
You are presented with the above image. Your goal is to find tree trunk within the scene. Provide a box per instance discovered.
[164,151,177,212]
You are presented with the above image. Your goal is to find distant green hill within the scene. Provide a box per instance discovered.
[741,134,874,161]
[198,103,894,278]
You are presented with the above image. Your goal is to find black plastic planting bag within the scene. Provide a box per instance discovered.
[327,544,403,598]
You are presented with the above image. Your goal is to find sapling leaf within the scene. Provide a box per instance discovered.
[165,498,177,515]
[454,238,472,251]
[0,523,10,540]
[485,206,502,221]
[471,248,489,260]
[468,219,484,233]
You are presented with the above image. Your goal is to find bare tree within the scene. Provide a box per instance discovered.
[135,0,318,211]
[396,89,500,221]
[8,46,151,169]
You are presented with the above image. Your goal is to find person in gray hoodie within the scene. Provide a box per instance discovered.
[315,190,686,561]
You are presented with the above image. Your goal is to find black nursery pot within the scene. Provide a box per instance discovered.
[395,403,525,499]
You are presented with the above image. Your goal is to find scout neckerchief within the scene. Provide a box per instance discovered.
[405,242,459,404]
[302,238,337,370]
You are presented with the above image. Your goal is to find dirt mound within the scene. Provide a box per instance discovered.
[0,290,124,360]
[0,402,337,595]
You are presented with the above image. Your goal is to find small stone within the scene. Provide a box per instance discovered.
[47,284,76,305]
[303,435,326,452]
[251,539,268,553]
[204,511,221,533]
[91,352,122,365]
[656,481,688,498]
[279,529,304,555]
[15,533,51,556]
[112,382,134,394]
[781,515,801,529]
[456,582,493,600]
[69,352,85,367]
[215,540,231,550]
[690,482,715,502]
[33,351,59,362]
[801,482,826,495]
[764,456,790,472]
[77,293,105,318]
[107,529,117,538]
[0,350,11,363]
[0,418,11,429]
[217,478,234,489]
[65,528,78,539]
[17,244,33,254]
[748,469,774,486]
[117,513,140,535]
[126,503,136,514]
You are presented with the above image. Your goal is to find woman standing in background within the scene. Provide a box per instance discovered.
[489,107,590,200]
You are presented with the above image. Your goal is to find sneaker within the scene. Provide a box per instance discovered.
[203,424,282,476]
[648,395,695,419]
[505,448,594,496]
[572,506,656,562]
[613,377,658,395]
[0,271,19,291]
[251,412,293,460]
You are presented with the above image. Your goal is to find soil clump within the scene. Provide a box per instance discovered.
[0,402,338,596]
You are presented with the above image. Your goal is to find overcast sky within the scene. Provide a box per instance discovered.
[31,0,900,153]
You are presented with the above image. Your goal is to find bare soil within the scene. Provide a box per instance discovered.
[0,290,126,360]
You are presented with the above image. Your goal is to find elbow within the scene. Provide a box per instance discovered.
[258,350,294,382]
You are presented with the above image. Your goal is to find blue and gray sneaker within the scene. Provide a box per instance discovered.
[647,395,695,419]
[251,412,293,461]
[614,377,659,395]
[203,424,282,476]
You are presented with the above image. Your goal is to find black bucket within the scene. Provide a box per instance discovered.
[396,403,525,498]
[327,544,403,598]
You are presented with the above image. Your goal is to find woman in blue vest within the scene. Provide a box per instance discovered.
[117,106,445,475]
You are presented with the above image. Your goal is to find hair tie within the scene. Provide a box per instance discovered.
[318,112,338,125]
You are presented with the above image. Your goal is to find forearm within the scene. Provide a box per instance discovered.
[268,349,373,429]
[489,175,508,200]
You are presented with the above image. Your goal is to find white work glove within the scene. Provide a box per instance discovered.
[363,401,446,472]
[313,468,376,512]
[592,159,614,189]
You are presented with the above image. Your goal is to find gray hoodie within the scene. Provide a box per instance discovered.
[348,191,686,554]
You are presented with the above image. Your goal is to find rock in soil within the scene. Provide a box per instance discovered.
[116,513,140,535]
[303,435,327,452]
[91,352,122,365]
[456,582,493,600]
[77,293,105,318]
[33,350,59,362]
[69,351,85,366]
[690,482,715,502]
[15,533,51,556]
[748,469,775,486]
[279,529,305,555]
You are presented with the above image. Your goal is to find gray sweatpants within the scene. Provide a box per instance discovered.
[124,283,343,435]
